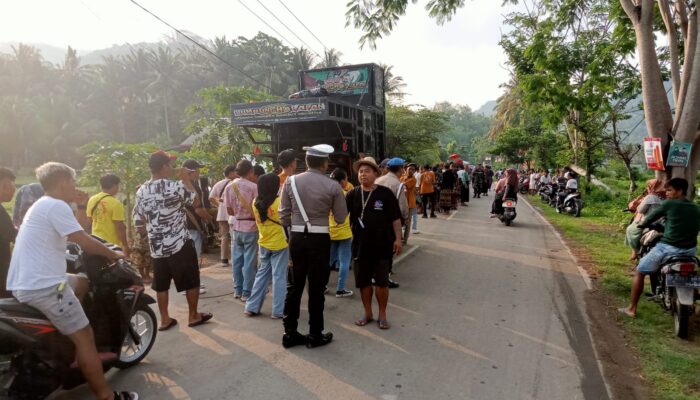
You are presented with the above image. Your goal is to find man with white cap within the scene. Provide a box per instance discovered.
[279,144,347,348]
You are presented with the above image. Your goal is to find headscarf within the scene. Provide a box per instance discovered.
[506,168,518,189]
[254,173,280,222]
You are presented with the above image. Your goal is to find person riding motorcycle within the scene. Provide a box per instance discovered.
[5,162,138,400]
[556,171,578,208]
[620,178,700,318]
[490,169,518,217]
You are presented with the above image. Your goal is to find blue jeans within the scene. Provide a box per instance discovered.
[231,231,259,297]
[637,242,698,274]
[245,246,288,316]
[189,229,202,261]
[410,208,418,230]
[330,238,352,292]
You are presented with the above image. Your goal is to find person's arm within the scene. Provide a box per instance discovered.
[133,194,147,236]
[345,188,355,228]
[225,184,236,217]
[74,190,90,231]
[639,201,667,228]
[112,202,129,254]
[279,181,292,227]
[399,190,409,221]
[67,230,124,262]
[332,184,348,225]
[392,219,402,255]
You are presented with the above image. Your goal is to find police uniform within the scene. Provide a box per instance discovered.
[279,144,347,345]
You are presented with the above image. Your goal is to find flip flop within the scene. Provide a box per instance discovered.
[158,318,178,331]
[617,308,635,318]
[188,312,213,327]
[355,316,374,327]
[378,319,391,330]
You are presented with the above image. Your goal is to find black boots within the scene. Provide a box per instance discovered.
[306,332,333,348]
[282,331,307,348]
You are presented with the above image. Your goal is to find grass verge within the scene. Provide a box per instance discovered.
[530,195,700,400]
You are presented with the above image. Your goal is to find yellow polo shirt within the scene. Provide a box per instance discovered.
[86,192,125,247]
[329,183,353,241]
[253,197,287,251]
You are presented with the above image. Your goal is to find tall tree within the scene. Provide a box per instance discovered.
[315,48,343,68]
[380,63,407,103]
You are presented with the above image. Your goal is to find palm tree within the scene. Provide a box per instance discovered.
[380,63,407,103]
[146,46,183,142]
[291,47,316,72]
[315,48,343,68]
[488,79,522,138]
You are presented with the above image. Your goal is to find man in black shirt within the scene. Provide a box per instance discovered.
[0,167,16,298]
[347,157,402,330]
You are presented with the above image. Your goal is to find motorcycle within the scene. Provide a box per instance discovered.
[539,183,555,205]
[0,240,157,399]
[498,198,517,226]
[518,177,529,195]
[639,227,700,339]
[556,189,583,217]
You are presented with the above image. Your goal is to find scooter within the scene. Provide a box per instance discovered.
[0,240,157,399]
[639,227,700,339]
[518,177,529,195]
[498,198,517,226]
[556,189,583,217]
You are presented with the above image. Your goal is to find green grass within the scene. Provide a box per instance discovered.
[531,194,700,400]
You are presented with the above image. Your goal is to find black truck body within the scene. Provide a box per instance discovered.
[230,63,386,176]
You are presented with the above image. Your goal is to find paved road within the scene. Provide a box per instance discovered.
[56,194,609,400]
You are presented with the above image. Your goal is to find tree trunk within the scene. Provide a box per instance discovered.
[163,90,171,142]
[674,12,697,129]
[658,0,681,103]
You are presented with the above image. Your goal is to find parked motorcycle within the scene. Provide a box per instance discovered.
[639,227,700,339]
[539,184,555,205]
[498,198,517,226]
[555,189,583,217]
[0,240,157,399]
[518,177,529,195]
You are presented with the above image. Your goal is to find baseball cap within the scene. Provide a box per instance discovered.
[387,157,405,167]
[149,150,177,171]
[182,159,205,170]
[379,158,390,169]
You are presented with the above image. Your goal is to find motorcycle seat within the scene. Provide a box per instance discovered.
[0,298,45,318]
[662,256,699,265]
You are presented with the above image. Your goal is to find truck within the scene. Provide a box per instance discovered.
[230,63,386,178]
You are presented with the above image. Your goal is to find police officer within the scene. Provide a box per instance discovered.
[279,144,347,348]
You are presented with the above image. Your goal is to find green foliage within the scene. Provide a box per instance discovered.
[386,105,449,165]
[433,102,491,163]
[184,85,274,176]
[80,142,158,229]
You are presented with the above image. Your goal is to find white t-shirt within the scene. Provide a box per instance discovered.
[209,178,232,222]
[566,178,578,190]
[7,196,83,291]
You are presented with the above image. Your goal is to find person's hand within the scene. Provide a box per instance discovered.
[74,190,89,207]
[393,239,402,256]
[108,250,126,263]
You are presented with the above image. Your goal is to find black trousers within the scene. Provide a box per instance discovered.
[283,232,331,335]
[421,193,436,216]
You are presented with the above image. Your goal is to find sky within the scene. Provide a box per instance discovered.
[0,0,523,110]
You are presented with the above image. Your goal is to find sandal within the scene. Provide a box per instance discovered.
[355,316,374,326]
[188,312,213,327]
[158,318,178,331]
[378,319,391,330]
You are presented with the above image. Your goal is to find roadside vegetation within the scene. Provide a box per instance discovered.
[530,169,700,400]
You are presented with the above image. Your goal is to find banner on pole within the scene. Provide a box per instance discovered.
[666,140,692,168]
[643,137,665,171]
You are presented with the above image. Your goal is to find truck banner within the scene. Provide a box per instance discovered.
[643,137,665,170]
[231,98,328,125]
[666,140,692,168]
[300,67,370,95]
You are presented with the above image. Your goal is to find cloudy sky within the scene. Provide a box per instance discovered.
[0,0,523,110]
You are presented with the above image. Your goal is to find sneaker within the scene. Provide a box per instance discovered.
[270,314,283,319]
[335,289,353,298]
[306,332,333,348]
[412,230,420,234]
[282,331,307,348]
[388,279,400,289]
[199,288,207,295]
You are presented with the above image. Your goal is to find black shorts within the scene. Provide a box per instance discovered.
[353,258,392,288]
[151,240,201,292]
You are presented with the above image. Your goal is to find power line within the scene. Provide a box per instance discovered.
[254,0,323,58]
[276,0,329,51]
[236,0,299,50]
[128,0,271,90]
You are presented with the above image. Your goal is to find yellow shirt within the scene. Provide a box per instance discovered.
[253,197,287,251]
[329,183,353,241]
[86,192,125,246]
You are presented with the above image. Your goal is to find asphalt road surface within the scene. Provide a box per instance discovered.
[55,193,610,400]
